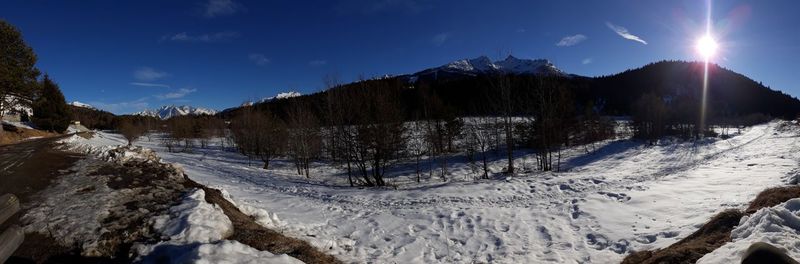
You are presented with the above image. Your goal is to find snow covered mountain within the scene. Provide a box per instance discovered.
[408,55,565,82]
[239,91,303,107]
[70,101,96,110]
[134,105,217,119]
[267,91,302,101]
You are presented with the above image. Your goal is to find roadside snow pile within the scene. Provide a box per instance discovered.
[697,198,800,263]
[57,134,160,163]
[56,132,302,263]
[220,189,285,229]
[137,189,302,264]
[151,189,234,244]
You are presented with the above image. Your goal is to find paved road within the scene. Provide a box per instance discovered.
[0,135,83,203]
[0,136,90,263]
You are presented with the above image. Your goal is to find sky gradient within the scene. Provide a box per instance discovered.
[2,0,798,114]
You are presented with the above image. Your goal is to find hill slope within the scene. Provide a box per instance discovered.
[222,60,800,121]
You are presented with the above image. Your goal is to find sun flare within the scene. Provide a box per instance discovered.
[696,35,718,60]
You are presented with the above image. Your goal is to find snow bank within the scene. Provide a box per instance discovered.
[220,189,285,229]
[57,133,161,163]
[58,132,303,263]
[151,189,234,244]
[138,240,303,264]
[137,189,302,263]
[697,198,800,263]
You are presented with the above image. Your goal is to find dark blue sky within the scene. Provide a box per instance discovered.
[2,0,798,114]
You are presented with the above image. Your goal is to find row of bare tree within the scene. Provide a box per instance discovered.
[221,75,618,186]
[112,75,618,187]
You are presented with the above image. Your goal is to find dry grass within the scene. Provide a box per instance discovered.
[623,185,800,264]
[622,209,744,264]
[745,186,800,213]
[183,178,341,264]
[0,124,58,146]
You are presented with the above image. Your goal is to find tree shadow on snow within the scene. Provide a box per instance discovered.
[562,140,643,170]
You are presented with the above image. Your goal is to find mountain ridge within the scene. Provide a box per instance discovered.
[404,55,566,82]
[134,105,217,119]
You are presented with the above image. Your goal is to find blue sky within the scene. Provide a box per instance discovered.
[2,0,798,114]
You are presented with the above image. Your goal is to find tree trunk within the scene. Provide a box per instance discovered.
[482,153,489,179]
[505,116,514,174]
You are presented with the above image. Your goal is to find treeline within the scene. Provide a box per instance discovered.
[212,76,618,187]
[221,61,799,128]
[1,20,72,133]
[69,105,116,130]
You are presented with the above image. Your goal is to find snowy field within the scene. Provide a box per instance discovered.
[82,121,800,263]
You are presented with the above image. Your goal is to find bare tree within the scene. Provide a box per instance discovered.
[522,77,575,171]
[631,93,668,144]
[465,116,496,179]
[118,118,146,146]
[486,73,516,174]
[406,121,427,183]
[230,106,287,170]
[331,79,407,187]
[286,102,321,178]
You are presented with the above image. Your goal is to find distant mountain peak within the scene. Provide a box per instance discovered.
[70,101,96,110]
[133,105,217,119]
[239,91,303,107]
[268,91,302,100]
[410,55,565,82]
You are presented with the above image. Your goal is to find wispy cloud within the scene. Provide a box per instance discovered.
[156,88,197,100]
[309,60,327,66]
[130,82,171,88]
[335,0,431,15]
[582,58,593,65]
[201,0,243,18]
[134,67,169,82]
[432,32,449,46]
[248,53,270,66]
[606,22,647,45]
[161,31,240,43]
[556,34,587,47]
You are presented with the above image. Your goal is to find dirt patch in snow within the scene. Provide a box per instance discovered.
[623,185,800,264]
[12,155,188,262]
[745,185,800,213]
[622,209,744,264]
[0,124,58,146]
[182,178,342,264]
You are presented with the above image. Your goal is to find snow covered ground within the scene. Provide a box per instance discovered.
[56,134,302,263]
[81,121,800,263]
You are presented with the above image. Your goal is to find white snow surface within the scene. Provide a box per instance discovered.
[151,189,234,244]
[697,198,800,263]
[136,189,301,263]
[79,121,800,263]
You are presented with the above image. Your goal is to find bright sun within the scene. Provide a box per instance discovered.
[696,35,718,59]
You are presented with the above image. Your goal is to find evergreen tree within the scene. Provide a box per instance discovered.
[0,20,40,132]
[32,75,71,133]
